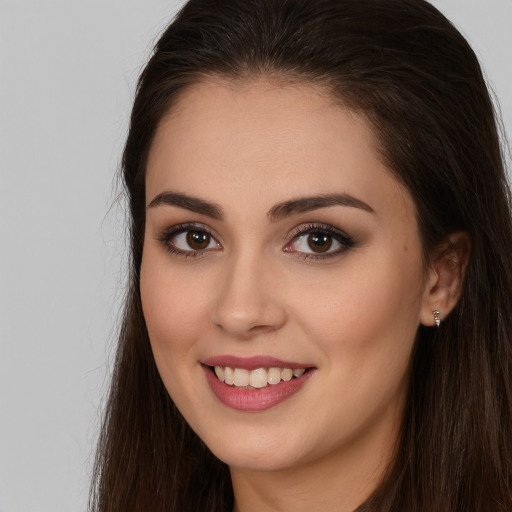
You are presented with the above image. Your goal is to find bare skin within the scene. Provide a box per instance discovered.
[140,77,466,512]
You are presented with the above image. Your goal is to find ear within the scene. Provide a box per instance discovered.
[419,232,471,327]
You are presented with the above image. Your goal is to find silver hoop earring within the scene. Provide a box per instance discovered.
[432,309,441,327]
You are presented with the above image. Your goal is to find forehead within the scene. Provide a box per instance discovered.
[148,77,347,180]
[145,77,413,222]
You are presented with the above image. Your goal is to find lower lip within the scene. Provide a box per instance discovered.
[202,365,315,412]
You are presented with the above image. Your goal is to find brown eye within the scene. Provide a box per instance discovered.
[285,225,352,259]
[307,232,333,253]
[164,228,220,254]
[186,230,211,250]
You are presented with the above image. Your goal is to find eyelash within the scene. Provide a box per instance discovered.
[157,223,220,259]
[156,222,355,261]
[284,223,355,261]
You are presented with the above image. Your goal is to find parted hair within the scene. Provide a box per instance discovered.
[90,1,512,510]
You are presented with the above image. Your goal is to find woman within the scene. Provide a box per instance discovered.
[90,0,512,510]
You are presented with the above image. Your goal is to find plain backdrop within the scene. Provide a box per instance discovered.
[0,1,510,511]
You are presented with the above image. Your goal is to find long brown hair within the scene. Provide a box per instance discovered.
[90,1,512,510]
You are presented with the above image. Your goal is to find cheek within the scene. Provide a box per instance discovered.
[285,252,423,449]
[290,243,424,388]
[140,244,210,363]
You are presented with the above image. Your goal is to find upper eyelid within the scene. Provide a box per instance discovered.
[285,222,352,241]
[158,222,221,241]
[157,222,351,240]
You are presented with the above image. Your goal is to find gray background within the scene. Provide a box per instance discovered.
[0,1,510,511]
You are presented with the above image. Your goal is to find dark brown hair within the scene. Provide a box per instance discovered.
[90,1,512,510]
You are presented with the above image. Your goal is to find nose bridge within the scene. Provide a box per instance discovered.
[212,246,286,338]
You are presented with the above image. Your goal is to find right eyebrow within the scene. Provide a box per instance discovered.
[147,191,224,220]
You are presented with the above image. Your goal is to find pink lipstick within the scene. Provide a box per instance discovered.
[201,356,316,412]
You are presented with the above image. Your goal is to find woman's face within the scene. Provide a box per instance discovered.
[141,79,432,474]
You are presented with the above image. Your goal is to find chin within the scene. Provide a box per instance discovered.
[199,425,310,472]
[213,447,300,473]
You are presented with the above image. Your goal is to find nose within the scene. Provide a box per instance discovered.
[211,251,287,340]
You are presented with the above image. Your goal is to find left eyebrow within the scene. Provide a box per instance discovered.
[268,193,374,222]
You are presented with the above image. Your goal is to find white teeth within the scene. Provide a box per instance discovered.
[249,368,268,388]
[215,366,225,381]
[224,366,234,385]
[267,367,281,385]
[213,365,308,387]
[281,368,293,381]
[233,368,250,387]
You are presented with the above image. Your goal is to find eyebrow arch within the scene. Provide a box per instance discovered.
[268,193,374,222]
[147,191,373,222]
[147,191,223,220]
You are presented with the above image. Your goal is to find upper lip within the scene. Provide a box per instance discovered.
[202,355,313,370]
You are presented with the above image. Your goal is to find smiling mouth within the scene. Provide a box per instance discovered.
[211,366,309,389]
[202,361,316,411]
